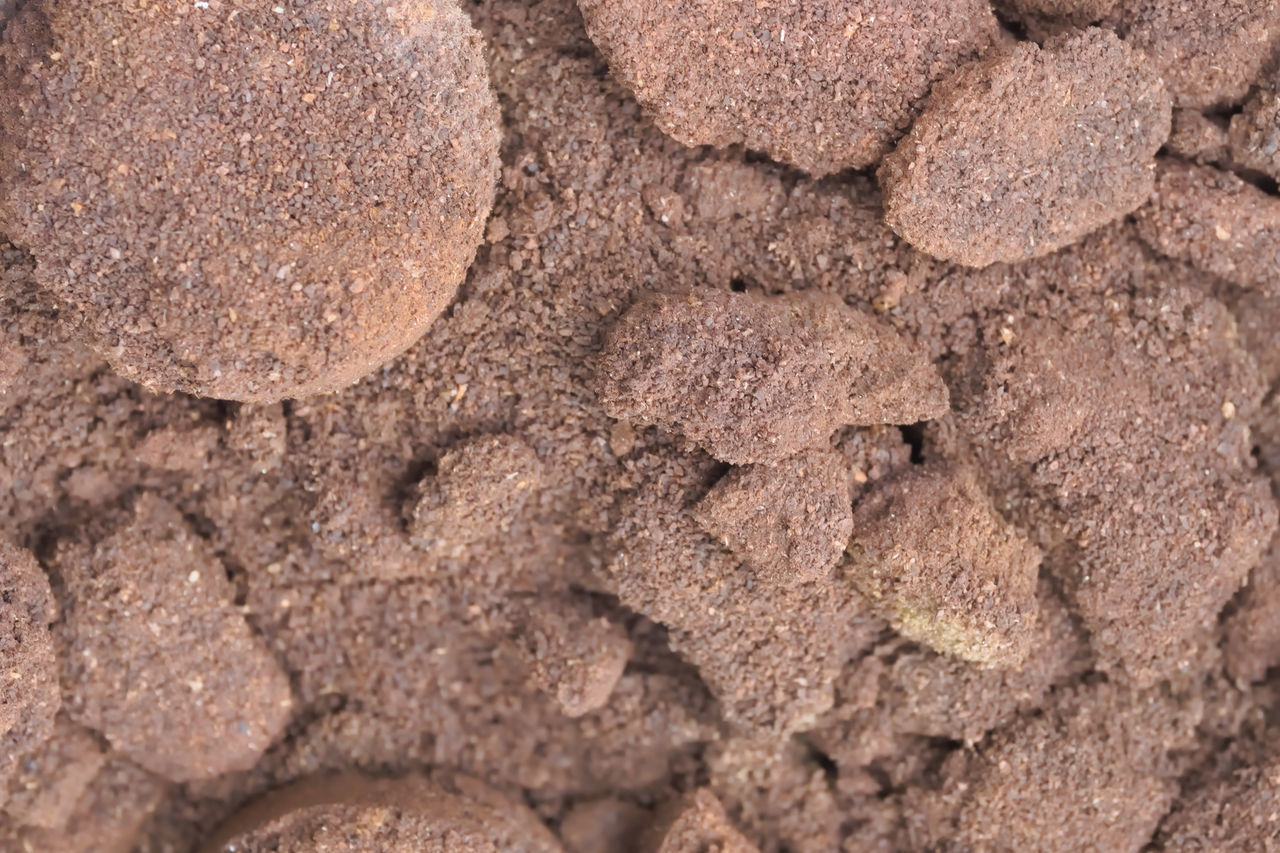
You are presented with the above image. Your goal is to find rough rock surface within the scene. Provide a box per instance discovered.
[202,772,565,853]
[948,230,1278,683]
[1159,746,1280,852]
[577,0,1000,175]
[0,0,501,401]
[1105,0,1280,109]
[912,682,1202,853]
[881,28,1170,267]
[0,540,59,802]
[596,287,948,465]
[694,449,852,587]
[56,496,294,782]
[1230,73,1280,181]
[846,463,1042,668]
[646,789,759,853]
[1136,159,1280,290]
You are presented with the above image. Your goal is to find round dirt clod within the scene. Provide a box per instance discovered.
[0,0,501,402]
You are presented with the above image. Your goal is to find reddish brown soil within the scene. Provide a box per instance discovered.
[0,0,500,402]
[0,0,1278,851]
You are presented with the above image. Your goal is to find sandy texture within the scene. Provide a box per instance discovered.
[55,496,294,783]
[1136,160,1280,291]
[0,540,59,804]
[0,0,1275,850]
[846,463,1042,668]
[1105,0,1280,109]
[576,0,999,175]
[596,287,948,465]
[0,0,500,402]
[203,772,565,853]
[881,28,1170,267]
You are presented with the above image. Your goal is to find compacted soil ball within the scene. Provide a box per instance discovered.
[0,0,500,402]
[576,0,1000,176]
[202,772,565,852]
[880,28,1170,267]
[55,496,294,783]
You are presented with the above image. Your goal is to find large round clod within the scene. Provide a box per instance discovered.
[576,0,999,176]
[202,772,565,852]
[0,0,500,402]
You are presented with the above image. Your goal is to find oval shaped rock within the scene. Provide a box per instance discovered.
[880,28,1170,268]
[0,0,501,402]
[577,0,999,176]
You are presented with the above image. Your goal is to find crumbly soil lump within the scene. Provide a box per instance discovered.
[0,0,500,402]
[203,772,565,853]
[0,540,59,801]
[576,0,1000,176]
[54,496,294,783]
[880,28,1170,267]
[0,0,1277,850]
[1103,0,1280,110]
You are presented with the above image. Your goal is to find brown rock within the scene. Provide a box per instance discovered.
[644,789,758,853]
[596,287,947,465]
[1230,74,1280,181]
[0,540,58,801]
[0,0,500,402]
[409,434,546,557]
[577,0,999,176]
[559,798,649,853]
[226,403,288,473]
[203,772,565,853]
[813,581,1086,756]
[1105,0,1280,109]
[1161,749,1280,851]
[56,496,294,782]
[133,424,223,474]
[999,0,1119,26]
[7,759,167,853]
[846,463,1042,668]
[694,449,852,587]
[917,682,1201,853]
[1167,109,1232,165]
[605,445,887,733]
[3,716,105,831]
[881,28,1170,267]
[952,237,1277,683]
[705,736,842,852]
[1136,159,1280,290]
[505,594,632,718]
[1224,540,1280,684]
